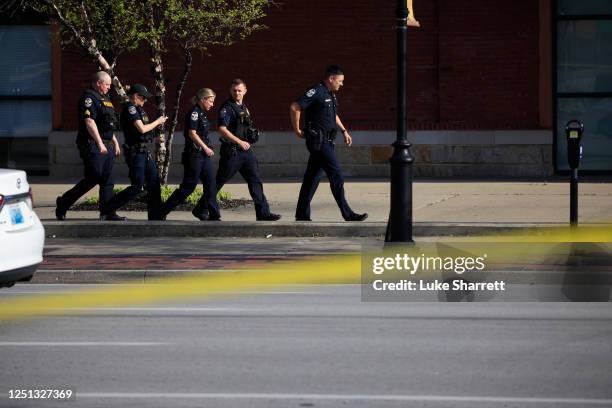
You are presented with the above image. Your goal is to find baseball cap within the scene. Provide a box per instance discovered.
[128,84,153,98]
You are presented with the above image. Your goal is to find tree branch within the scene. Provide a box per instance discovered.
[46,0,87,49]
[46,0,127,100]
[79,0,94,40]
[162,44,193,184]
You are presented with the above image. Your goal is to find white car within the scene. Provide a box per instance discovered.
[0,169,45,288]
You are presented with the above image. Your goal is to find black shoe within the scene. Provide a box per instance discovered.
[295,217,312,221]
[208,215,221,221]
[345,212,368,222]
[192,208,209,221]
[257,213,281,221]
[99,213,127,221]
[55,197,66,221]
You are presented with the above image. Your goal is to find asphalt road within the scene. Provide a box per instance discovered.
[1,284,611,408]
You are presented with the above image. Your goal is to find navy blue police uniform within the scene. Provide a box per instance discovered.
[215,99,277,220]
[163,104,220,220]
[294,82,359,221]
[56,88,119,219]
[105,101,163,220]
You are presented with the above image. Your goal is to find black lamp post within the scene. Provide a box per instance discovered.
[385,0,415,243]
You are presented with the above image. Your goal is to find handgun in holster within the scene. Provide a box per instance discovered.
[305,126,323,151]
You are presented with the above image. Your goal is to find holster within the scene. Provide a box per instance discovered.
[77,139,92,157]
[328,128,338,141]
[305,128,323,151]
[220,142,238,157]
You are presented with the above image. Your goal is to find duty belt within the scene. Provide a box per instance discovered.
[308,128,336,142]
[125,143,153,154]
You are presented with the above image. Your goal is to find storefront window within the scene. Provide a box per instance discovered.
[0,25,51,172]
[555,6,612,171]
[0,26,51,138]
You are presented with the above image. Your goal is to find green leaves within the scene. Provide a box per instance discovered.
[10,0,270,59]
[84,186,232,206]
[162,0,270,51]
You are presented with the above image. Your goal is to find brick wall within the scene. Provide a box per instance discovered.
[57,0,543,133]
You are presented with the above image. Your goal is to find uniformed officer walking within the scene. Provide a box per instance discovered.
[163,88,221,221]
[105,84,167,220]
[215,79,280,221]
[289,65,368,222]
[55,71,125,221]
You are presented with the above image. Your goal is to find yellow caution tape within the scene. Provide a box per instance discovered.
[1,226,610,322]
[0,255,361,322]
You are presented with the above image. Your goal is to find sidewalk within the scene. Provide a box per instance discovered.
[31,177,612,237]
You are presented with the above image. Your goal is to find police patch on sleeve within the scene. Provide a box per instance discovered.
[84,98,93,107]
[306,89,316,98]
[191,111,199,121]
[220,108,227,117]
[128,106,137,115]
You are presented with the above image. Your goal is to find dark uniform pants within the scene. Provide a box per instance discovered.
[164,151,220,218]
[107,150,162,220]
[58,141,115,215]
[216,146,270,218]
[296,140,353,220]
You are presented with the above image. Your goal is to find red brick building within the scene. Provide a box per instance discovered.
[58,0,547,130]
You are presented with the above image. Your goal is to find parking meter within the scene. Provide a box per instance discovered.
[565,120,584,226]
[565,120,584,169]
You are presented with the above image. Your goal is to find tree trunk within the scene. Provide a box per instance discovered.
[161,46,193,185]
[149,39,167,182]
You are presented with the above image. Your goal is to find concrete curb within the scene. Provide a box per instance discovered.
[42,220,572,238]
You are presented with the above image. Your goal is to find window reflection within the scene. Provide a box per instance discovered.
[557,21,612,93]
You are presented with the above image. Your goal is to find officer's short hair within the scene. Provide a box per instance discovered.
[231,78,246,88]
[94,71,111,84]
[325,65,344,78]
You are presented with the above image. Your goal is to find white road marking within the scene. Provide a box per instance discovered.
[75,392,612,405]
[0,342,169,346]
[72,307,254,312]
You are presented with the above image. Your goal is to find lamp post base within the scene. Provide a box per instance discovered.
[385,139,414,243]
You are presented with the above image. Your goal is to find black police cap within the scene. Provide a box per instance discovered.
[128,84,153,99]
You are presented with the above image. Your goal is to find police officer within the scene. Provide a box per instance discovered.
[215,79,280,221]
[163,88,221,221]
[290,65,367,222]
[105,84,167,220]
[55,71,125,221]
